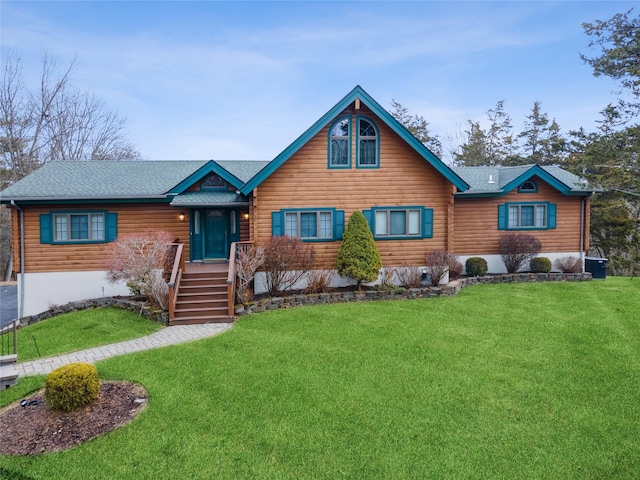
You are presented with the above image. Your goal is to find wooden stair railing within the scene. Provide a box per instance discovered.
[167,243,185,323]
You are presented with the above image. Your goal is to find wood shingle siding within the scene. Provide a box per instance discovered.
[19,204,191,273]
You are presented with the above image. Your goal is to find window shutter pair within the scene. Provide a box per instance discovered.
[39,212,117,244]
[498,204,556,230]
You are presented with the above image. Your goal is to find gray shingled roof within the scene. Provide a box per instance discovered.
[170,191,249,206]
[452,165,590,194]
[216,161,270,184]
[0,161,209,201]
[1,160,590,203]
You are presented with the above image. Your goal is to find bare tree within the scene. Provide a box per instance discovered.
[0,50,141,185]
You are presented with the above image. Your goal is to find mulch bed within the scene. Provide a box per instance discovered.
[0,381,147,456]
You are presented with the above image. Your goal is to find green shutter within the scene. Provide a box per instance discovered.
[498,204,507,230]
[422,208,433,238]
[272,211,283,236]
[548,203,557,229]
[106,213,118,241]
[362,210,373,233]
[40,214,52,244]
[334,210,345,239]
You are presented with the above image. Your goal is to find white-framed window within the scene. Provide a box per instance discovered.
[374,209,421,237]
[508,204,547,228]
[53,213,105,242]
[284,211,333,239]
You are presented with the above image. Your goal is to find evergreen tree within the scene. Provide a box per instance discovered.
[453,101,515,166]
[485,100,515,165]
[454,121,489,166]
[567,110,640,275]
[336,211,382,290]
[390,99,442,155]
[517,100,549,164]
[581,8,640,120]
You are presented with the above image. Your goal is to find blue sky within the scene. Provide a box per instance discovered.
[1,1,636,163]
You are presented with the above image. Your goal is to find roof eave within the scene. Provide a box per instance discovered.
[169,201,250,207]
[1,195,169,204]
[240,85,470,195]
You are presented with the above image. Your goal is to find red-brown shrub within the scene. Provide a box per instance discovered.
[554,255,583,273]
[261,236,316,296]
[425,250,459,286]
[498,233,542,273]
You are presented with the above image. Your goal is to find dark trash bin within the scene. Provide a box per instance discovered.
[584,257,608,279]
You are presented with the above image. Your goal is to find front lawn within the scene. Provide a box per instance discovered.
[2,308,162,362]
[1,278,638,479]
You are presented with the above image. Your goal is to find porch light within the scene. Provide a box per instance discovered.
[243,213,249,220]
[178,212,185,222]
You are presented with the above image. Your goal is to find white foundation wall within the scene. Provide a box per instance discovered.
[253,252,584,295]
[457,252,585,275]
[19,271,130,318]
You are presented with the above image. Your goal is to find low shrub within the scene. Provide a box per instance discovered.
[554,255,583,273]
[449,261,463,280]
[305,269,333,294]
[530,257,552,273]
[466,257,488,277]
[395,265,423,288]
[44,362,100,412]
[425,250,459,286]
[499,233,542,273]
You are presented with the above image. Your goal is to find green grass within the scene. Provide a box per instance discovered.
[1,308,162,361]
[1,278,639,479]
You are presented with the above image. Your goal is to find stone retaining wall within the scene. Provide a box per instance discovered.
[20,297,169,327]
[20,272,592,326]
[235,272,593,316]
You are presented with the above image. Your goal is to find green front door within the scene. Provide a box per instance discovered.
[204,209,228,259]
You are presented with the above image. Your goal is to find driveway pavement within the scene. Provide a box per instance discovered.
[0,283,18,328]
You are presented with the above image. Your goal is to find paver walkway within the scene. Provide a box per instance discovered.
[3,323,233,378]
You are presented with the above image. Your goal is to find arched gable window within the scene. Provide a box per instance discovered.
[518,180,538,193]
[329,117,351,168]
[201,173,227,190]
[357,117,379,168]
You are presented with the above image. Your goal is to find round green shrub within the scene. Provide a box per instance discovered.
[465,257,488,277]
[44,362,100,412]
[530,257,552,273]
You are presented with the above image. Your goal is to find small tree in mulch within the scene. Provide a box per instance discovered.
[499,233,542,273]
[336,211,382,290]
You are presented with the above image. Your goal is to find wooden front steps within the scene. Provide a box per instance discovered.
[170,263,233,325]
